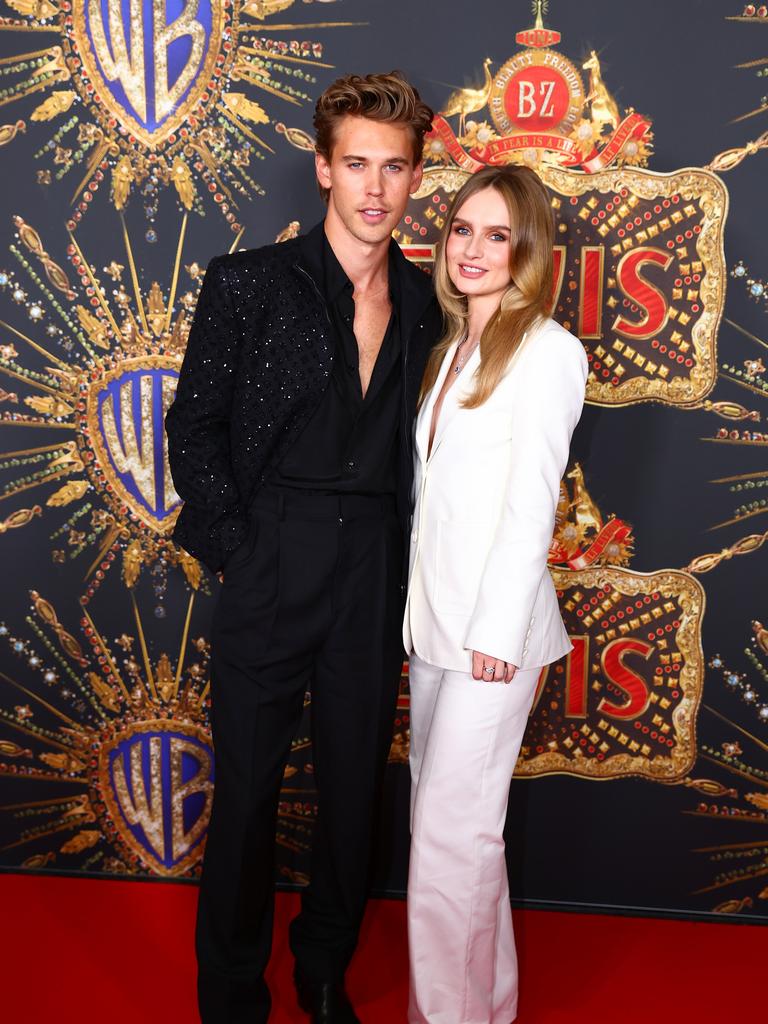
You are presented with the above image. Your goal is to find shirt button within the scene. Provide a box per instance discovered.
[411,530,418,542]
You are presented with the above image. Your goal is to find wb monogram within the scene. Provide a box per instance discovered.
[102,727,215,874]
[76,1,220,142]
[87,360,182,533]
[88,0,206,124]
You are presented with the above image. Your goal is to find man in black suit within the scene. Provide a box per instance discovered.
[166,72,439,1023]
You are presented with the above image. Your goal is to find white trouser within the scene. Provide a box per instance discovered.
[407,653,540,1024]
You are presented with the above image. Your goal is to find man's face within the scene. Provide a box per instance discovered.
[315,115,424,245]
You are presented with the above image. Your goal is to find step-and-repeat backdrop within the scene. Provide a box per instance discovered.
[0,0,766,921]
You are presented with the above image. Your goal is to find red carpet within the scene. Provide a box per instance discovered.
[2,873,765,1023]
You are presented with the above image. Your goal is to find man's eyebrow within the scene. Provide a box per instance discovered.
[341,155,411,164]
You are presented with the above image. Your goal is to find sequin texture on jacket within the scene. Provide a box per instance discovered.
[165,223,441,574]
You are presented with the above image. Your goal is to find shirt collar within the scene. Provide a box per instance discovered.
[322,229,354,305]
[321,224,401,307]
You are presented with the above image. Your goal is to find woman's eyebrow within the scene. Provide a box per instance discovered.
[453,218,511,232]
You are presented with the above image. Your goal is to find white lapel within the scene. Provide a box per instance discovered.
[415,338,460,464]
[426,343,481,463]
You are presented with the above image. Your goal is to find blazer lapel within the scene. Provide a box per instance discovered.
[415,339,460,464]
[426,343,481,463]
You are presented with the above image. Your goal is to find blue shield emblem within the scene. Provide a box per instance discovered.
[100,721,214,875]
[72,0,222,146]
[87,357,182,534]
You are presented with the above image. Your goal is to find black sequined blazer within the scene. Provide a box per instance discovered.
[165,221,441,574]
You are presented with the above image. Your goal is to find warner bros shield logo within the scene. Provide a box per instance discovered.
[87,359,182,534]
[99,721,214,875]
[73,0,222,146]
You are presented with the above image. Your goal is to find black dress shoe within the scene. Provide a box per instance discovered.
[294,968,361,1023]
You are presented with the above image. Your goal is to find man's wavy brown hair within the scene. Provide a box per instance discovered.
[313,71,434,201]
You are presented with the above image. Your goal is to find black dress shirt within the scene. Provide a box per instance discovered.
[271,231,402,494]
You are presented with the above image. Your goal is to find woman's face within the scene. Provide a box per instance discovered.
[445,186,513,304]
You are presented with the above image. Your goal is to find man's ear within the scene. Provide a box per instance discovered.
[315,150,332,191]
[410,160,424,195]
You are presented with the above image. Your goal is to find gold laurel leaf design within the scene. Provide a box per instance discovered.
[75,305,111,349]
[0,120,26,147]
[178,548,201,590]
[275,220,300,243]
[123,539,143,589]
[23,852,56,868]
[87,671,120,712]
[30,91,76,122]
[23,395,74,416]
[241,0,295,18]
[283,764,298,778]
[39,751,86,773]
[60,830,100,854]
[170,157,195,210]
[713,897,752,915]
[745,792,768,811]
[0,505,42,533]
[0,740,32,757]
[41,257,76,299]
[59,632,83,662]
[112,155,134,211]
[14,216,45,256]
[30,591,86,662]
[686,529,768,574]
[701,400,758,421]
[46,479,89,507]
[30,590,56,626]
[222,92,270,125]
[682,777,736,797]
[147,281,166,337]
[707,131,768,173]
[274,123,315,152]
[4,0,59,18]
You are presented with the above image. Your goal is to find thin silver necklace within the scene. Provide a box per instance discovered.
[453,335,479,375]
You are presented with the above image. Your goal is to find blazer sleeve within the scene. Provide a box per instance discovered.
[463,329,588,666]
[165,256,249,566]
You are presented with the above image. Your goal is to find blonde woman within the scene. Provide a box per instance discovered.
[403,165,588,1024]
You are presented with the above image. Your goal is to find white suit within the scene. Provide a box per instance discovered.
[404,318,588,1024]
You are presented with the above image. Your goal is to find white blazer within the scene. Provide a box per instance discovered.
[403,317,588,673]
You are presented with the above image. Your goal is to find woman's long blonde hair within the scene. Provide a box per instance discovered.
[420,165,555,409]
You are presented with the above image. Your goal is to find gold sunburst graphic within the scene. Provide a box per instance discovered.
[0,208,326,876]
[0,586,217,876]
[0,0,360,237]
[681,620,768,915]
[0,211,215,594]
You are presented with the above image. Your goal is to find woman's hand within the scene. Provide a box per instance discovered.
[472,651,518,683]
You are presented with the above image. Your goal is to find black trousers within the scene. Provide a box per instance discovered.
[196,485,404,1023]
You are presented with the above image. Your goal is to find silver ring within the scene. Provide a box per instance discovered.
[483,665,494,675]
